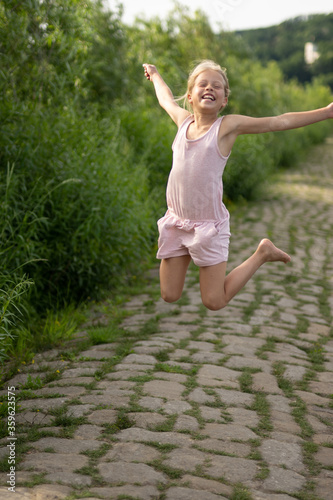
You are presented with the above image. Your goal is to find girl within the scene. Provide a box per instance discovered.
[143,60,333,311]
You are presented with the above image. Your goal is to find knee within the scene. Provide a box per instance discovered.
[202,295,228,311]
[161,289,182,304]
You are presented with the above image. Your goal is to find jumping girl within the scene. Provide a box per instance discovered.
[143,60,333,310]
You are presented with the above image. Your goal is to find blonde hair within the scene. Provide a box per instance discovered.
[178,60,230,110]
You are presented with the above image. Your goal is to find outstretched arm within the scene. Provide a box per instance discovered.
[220,103,333,154]
[235,103,333,135]
[143,64,190,127]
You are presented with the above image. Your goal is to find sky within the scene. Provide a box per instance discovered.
[107,0,332,31]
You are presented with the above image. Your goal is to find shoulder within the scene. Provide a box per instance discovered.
[176,109,192,128]
[179,113,193,127]
[219,114,240,133]
[172,114,193,150]
[218,113,253,143]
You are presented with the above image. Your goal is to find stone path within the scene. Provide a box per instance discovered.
[1,138,333,499]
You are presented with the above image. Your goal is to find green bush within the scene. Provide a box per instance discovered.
[223,134,274,201]
[117,105,176,214]
[0,104,154,310]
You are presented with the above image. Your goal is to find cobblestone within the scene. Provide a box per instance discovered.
[1,139,332,499]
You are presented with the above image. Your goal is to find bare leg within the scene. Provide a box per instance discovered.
[160,255,192,303]
[200,238,291,310]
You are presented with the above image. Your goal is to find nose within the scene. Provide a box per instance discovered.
[205,84,215,94]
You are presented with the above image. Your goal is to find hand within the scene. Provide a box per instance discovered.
[143,63,157,81]
[326,102,333,119]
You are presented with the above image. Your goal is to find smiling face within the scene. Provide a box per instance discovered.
[188,69,228,113]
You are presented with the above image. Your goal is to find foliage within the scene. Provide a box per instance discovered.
[237,13,333,89]
[0,106,153,308]
[0,0,128,105]
[223,134,274,201]
[1,0,91,105]
[0,0,153,361]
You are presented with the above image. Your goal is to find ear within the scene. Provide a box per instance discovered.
[187,93,193,104]
[220,97,228,110]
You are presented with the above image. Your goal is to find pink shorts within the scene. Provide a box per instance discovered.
[156,211,231,267]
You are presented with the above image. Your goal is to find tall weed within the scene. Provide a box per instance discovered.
[0,275,33,364]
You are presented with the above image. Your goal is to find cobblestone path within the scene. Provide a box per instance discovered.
[1,139,333,499]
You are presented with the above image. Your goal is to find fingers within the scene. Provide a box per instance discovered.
[142,63,151,80]
[143,63,155,81]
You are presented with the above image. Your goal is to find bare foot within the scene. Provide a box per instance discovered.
[257,238,291,264]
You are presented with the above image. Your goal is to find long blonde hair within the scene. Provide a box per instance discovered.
[178,60,230,111]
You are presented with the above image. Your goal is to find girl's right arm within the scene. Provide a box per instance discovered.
[143,64,190,127]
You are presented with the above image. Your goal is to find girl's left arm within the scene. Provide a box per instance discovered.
[222,103,333,139]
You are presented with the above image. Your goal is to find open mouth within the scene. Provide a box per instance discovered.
[202,94,215,101]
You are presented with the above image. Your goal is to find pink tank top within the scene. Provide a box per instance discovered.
[166,115,230,221]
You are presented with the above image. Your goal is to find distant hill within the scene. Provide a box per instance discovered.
[236,13,333,90]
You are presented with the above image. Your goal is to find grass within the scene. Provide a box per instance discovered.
[101,409,135,436]
[306,342,326,369]
[48,403,87,432]
[316,274,333,323]
[242,279,264,323]
[249,393,273,437]
[238,370,253,393]
[155,350,170,362]
[154,362,199,376]
[273,361,294,397]
[0,274,34,364]
[302,441,321,476]
[20,374,44,391]
[256,337,277,358]
[182,375,199,396]
[1,306,82,382]
[150,415,178,433]
[230,484,254,500]
[291,397,314,440]
[146,442,178,452]
[151,461,183,479]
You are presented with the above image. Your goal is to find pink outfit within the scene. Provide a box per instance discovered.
[157,115,231,266]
